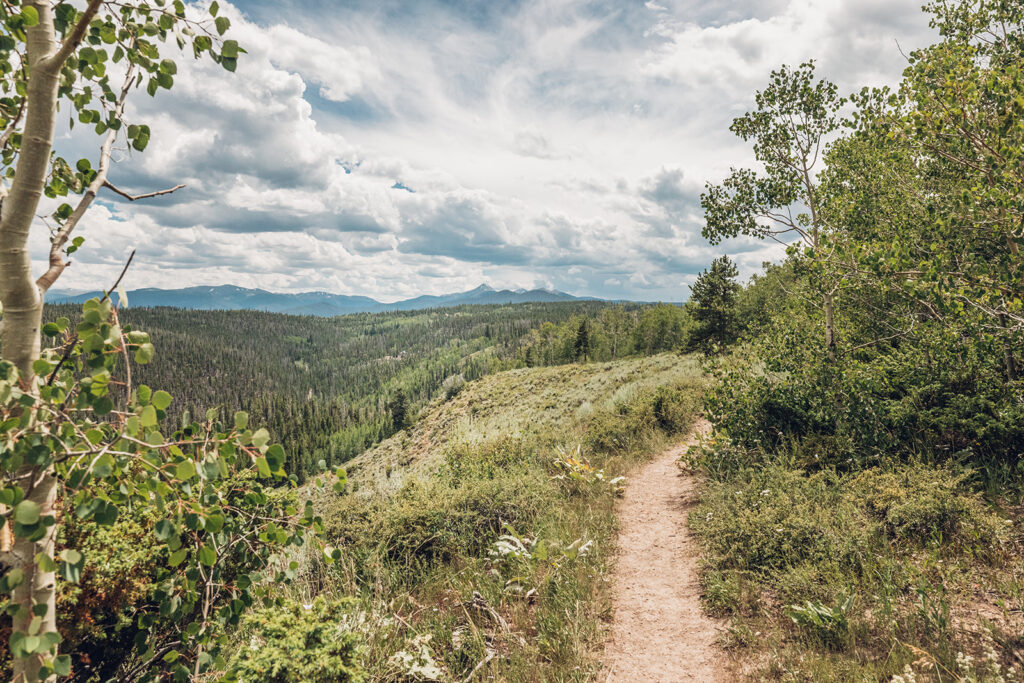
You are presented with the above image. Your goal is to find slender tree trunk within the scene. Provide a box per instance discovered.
[0,5,62,682]
[8,470,57,683]
[0,1,59,378]
[823,291,836,362]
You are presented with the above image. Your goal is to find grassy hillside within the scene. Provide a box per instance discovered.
[345,353,703,494]
[230,353,705,681]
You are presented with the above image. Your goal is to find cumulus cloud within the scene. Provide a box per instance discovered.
[32,0,936,301]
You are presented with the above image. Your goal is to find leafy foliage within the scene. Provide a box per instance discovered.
[226,597,365,682]
[693,2,1024,677]
[0,299,321,679]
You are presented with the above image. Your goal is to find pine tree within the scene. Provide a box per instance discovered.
[573,318,592,360]
[688,256,741,353]
[388,389,408,432]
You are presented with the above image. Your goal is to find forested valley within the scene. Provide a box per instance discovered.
[42,301,693,482]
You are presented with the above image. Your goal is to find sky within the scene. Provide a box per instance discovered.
[33,0,936,302]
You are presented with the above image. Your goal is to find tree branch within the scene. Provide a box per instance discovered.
[37,63,136,292]
[103,181,185,201]
[45,0,104,70]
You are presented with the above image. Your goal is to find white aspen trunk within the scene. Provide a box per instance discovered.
[824,291,836,362]
[0,5,61,682]
[8,471,57,683]
[0,0,59,378]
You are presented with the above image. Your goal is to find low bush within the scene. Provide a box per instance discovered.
[440,373,466,400]
[227,597,365,682]
[853,465,1006,552]
[584,380,701,455]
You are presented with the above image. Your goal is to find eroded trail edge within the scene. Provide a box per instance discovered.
[602,419,728,682]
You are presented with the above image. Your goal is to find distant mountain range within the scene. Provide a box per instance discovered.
[47,284,599,316]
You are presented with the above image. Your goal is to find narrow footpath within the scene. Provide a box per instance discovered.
[602,420,729,682]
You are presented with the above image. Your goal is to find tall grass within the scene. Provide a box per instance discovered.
[229,354,705,681]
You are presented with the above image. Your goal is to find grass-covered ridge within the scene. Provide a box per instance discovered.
[231,353,705,681]
[344,353,703,494]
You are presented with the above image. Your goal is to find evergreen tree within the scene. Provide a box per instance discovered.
[388,388,408,432]
[688,256,741,353]
[573,318,592,360]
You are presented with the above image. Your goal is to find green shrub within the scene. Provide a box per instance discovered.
[701,569,760,617]
[328,464,550,568]
[583,381,701,454]
[691,466,875,574]
[440,373,466,400]
[851,466,1006,553]
[227,597,365,682]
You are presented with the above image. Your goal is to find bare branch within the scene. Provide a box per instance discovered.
[103,181,185,202]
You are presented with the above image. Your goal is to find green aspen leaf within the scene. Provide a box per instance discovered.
[140,405,157,428]
[14,500,40,525]
[168,548,187,567]
[138,385,152,405]
[265,444,285,472]
[59,559,82,584]
[135,343,155,364]
[152,390,172,410]
[215,16,230,35]
[6,568,24,589]
[93,396,114,416]
[61,549,83,565]
[254,456,271,478]
[155,520,175,541]
[21,6,39,26]
[32,359,53,376]
[234,411,248,429]
[22,635,40,654]
[221,40,239,58]
[251,428,270,450]
[35,552,58,572]
[176,460,196,481]
[198,545,216,567]
[209,1,219,16]
[53,655,72,677]
[204,514,224,533]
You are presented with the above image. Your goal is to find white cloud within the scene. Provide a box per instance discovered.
[32,0,936,302]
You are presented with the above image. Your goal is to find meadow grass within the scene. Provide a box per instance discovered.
[235,353,705,681]
[686,443,1024,682]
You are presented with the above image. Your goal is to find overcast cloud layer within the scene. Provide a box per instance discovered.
[33,0,935,302]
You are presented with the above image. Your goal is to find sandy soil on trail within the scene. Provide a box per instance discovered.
[601,419,730,682]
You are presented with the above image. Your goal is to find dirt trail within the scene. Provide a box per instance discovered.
[602,419,728,682]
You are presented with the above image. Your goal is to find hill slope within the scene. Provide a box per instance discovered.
[306,353,706,680]
[345,352,703,493]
